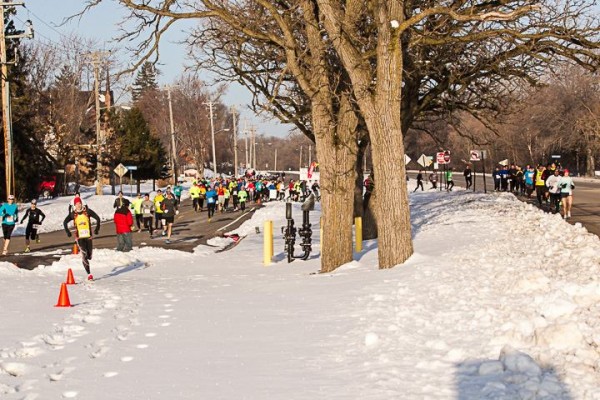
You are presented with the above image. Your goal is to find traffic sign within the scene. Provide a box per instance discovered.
[436,152,446,164]
[443,150,451,163]
[470,150,481,161]
[551,155,561,159]
[125,165,138,170]
[114,163,129,178]
[417,154,433,168]
[404,154,411,166]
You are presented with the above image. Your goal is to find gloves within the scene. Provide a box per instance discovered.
[66,231,72,238]
[176,210,179,215]
[94,227,100,235]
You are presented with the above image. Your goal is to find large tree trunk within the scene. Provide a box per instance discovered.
[586,147,595,177]
[313,97,357,273]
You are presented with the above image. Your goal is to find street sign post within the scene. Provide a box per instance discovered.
[436,152,446,165]
[417,154,433,169]
[114,163,129,193]
[125,166,138,196]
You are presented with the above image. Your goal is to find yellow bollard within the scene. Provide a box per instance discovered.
[264,220,273,266]
[355,216,363,253]
[270,220,274,258]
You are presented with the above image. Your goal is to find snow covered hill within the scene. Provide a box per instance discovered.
[1,184,599,399]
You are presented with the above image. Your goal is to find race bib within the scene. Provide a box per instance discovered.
[5,215,13,223]
[32,224,40,230]
[143,209,151,215]
[78,228,91,239]
[208,198,215,204]
[164,209,169,213]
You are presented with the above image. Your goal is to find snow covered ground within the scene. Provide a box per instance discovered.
[1,182,600,399]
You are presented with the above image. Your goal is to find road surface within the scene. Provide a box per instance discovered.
[3,199,259,270]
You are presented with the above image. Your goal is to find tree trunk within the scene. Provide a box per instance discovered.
[586,147,595,177]
[313,98,357,273]
[353,141,378,240]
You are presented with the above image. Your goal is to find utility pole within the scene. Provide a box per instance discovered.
[242,118,249,169]
[166,85,177,184]
[251,125,256,170]
[84,51,110,195]
[231,106,238,177]
[308,144,312,166]
[1,1,32,197]
[274,148,278,172]
[299,145,303,171]
[205,101,217,176]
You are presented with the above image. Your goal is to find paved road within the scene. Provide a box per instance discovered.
[409,171,600,237]
[3,199,259,270]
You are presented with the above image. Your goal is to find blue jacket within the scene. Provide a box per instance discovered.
[206,190,217,204]
[0,202,18,226]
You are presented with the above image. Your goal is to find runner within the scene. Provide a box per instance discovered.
[141,193,155,237]
[0,195,18,255]
[205,185,217,221]
[153,189,165,230]
[414,170,424,192]
[20,199,46,252]
[463,166,472,190]
[558,169,575,219]
[130,193,144,231]
[428,171,437,189]
[446,168,455,191]
[160,191,179,243]
[173,181,183,205]
[63,197,101,281]
[546,169,562,214]
[237,186,248,213]
[190,182,201,212]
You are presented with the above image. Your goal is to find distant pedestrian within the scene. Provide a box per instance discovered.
[237,187,248,212]
[414,170,424,192]
[463,166,472,190]
[20,199,46,253]
[446,168,455,191]
[63,197,101,281]
[1,194,18,256]
[428,171,437,189]
[206,186,217,221]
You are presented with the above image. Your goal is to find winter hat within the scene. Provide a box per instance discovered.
[74,197,82,206]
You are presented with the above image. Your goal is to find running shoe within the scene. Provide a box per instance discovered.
[165,239,171,244]
[24,246,30,253]
[87,274,94,281]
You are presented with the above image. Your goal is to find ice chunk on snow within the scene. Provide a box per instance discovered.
[500,346,542,376]
[478,360,504,376]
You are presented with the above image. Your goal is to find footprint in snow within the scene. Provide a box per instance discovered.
[103,371,118,378]
[136,344,149,349]
[89,346,110,359]
[62,390,78,398]
[144,333,157,338]
[0,361,29,377]
[120,356,134,362]
[160,322,171,327]
[158,315,170,319]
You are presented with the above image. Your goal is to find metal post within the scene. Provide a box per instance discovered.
[232,106,238,177]
[93,57,102,195]
[482,152,487,194]
[207,101,217,176]
[167,86,177,184]
[274,148,278,172]
[299,145,303,171]
[308,144,311,166]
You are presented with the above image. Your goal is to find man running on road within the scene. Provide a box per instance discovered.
[63,197,101,281]
[20,199,46,252]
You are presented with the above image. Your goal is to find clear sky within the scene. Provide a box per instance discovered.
[23,0,295,138]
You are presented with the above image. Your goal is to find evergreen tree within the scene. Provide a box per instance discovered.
[115,107,167,185]
[131,62,159,102]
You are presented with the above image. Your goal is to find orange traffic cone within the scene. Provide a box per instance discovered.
[65,268,76,285]
[72,243,79,255]
[55,283,72,307]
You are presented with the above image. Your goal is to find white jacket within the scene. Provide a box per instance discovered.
[546,175,561,194]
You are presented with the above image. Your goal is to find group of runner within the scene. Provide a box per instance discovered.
[410,162,576,219]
